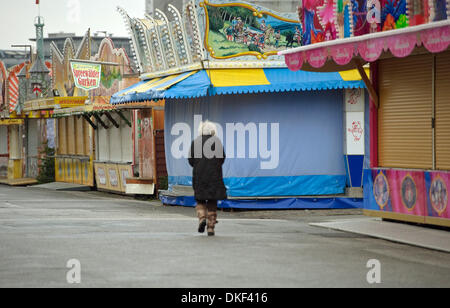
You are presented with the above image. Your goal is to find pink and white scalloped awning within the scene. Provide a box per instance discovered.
[279,20,450,72]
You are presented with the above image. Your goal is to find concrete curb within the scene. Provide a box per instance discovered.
[310,218,450,253]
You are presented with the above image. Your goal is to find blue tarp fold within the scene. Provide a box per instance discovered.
[160,195,363,209]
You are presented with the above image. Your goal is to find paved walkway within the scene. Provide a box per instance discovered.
[32,182,91,191]
[0,185,449,288]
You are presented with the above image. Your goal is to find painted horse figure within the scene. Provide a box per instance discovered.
[285,32,296,48]
[265,27,274,46]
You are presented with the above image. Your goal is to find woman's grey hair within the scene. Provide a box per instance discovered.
[198,120,216,136]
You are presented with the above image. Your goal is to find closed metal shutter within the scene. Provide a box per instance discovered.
[58,118,67,155]
[435,51,450,170]
[75,116,85,156]
[67,116,76,155]
[378,54,433,169]
[0,126,8,155]
[83,119,90,156]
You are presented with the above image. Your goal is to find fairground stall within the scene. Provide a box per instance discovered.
[91,36,165,195]
[108,99,166,195]
[50,30,94,187]
[0,61,28,184]
[1,58,54,186]
[51,33,141,194]
[279,0,450,226]
[112,0,371,209]
[88,38,138,194]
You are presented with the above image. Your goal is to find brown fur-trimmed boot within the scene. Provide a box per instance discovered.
[196,204,207,233]
[207,210,218,236]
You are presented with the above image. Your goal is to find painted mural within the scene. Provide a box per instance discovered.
[337,0,353,38]
[429,0,448,21]
[285,0,450,71]
[408,0,430,25]
[51,30,91,98]
[90,38,134,99]
[351,0,370,36]
[296,0,448,44]
[298,0,338,45]
[428,173,449,216]
[365,169,450,221]
[380,0,408,31]
[201,1,301,59]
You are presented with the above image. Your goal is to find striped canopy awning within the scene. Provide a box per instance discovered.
[110,71,198,105]
[205,68,366,96]
[111,67,367,104]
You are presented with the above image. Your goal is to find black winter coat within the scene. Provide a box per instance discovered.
[188,135,227,201]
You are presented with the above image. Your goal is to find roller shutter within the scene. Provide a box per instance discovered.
[0,126,7,155]
[75,116,85,156]
[67,116,75,155]
[435,51,450,170]
[378,54,433,169]
[83,120,90,156]
[57,118,67,155]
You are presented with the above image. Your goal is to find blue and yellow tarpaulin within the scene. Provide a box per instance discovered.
[110,71,199,104]
[110,68,366,104]
[205,68,366,95]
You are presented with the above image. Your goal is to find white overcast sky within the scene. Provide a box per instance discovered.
[0,0,146,49]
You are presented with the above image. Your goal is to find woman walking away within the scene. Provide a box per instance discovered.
[188,121,227,236]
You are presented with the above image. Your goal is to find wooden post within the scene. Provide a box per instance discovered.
[354,59,379,109]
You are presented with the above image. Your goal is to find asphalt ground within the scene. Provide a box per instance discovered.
[0,185,449,288]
